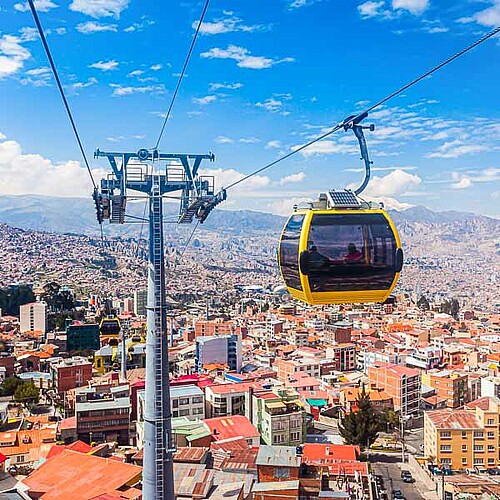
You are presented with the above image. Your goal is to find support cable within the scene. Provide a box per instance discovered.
[154,0,211,150]
[180,221,200,258]
[224,25,500,192]
[27,0,97,191]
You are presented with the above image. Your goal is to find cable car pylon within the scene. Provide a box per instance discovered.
[94,148,220,500]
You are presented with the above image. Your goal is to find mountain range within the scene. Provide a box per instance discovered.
[0,195,498,254]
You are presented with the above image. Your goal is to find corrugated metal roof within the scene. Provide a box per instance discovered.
[255,446,301,467]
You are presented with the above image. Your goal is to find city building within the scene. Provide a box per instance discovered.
[75,380,131,445]
[368,362,421,417]
[171,384,205,420]
[325,344,356,372]
[406,346,442,370]
[195,335,242,373]
[205,381,265,418]
[421,370,469,408]
[251,388,307,446]
[133,288,147,317]
[273,357,321,383]
[50,356,93,395]
[65,320,100,352]
[19,301,46,334]
[424,396,500,470]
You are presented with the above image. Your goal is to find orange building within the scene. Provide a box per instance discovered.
[368,362,421,417]
[421,370,469,408]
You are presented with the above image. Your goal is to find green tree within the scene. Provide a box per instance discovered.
[0,376,23,396]
[378,408,400,433]
[417,295,430,311]
[339,386,380,450]
[14,382,39,408]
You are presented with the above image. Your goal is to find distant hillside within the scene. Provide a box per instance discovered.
[0,196,498,255]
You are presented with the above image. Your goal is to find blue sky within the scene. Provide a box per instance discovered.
[0,0,499,217]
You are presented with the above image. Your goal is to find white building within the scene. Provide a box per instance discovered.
[170,384,205,420]
[20,302,46,334]
[195,335,242,373]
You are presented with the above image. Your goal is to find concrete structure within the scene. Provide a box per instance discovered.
[424,396,500,470]
[20,301,46,334]
[170,384,205,420]
[195,335,242,373]
[75,382,131,445]
[133,288,147,317]
[50,356,93,395]
[481,376,500,399]
[325,344,356,372]
[251,388,307,446]
[421,370,469,408]
[273,357,321,383]
[65,320,100,352]
[368,362,421,417]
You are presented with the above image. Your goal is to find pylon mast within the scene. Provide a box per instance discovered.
[94,148,224,500]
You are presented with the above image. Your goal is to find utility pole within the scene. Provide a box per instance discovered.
[94,148,224,500]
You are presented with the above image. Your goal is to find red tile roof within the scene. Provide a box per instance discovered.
[426,409,480,430]
[302,444,360,462]
[204,415,259,442]
[22,449,142,500]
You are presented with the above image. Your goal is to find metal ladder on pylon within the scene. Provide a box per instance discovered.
[151,184,167,498]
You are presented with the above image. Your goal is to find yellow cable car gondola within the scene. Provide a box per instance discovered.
[278,113,403,305]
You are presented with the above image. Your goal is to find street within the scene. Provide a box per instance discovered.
[371,453,426,500]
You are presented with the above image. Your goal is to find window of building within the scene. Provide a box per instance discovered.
[487,431,495,438]
[290,419,302,429]
[16,455,25,463]
[488,458,495,464]
[179,398,190,406]
[273,434,285,444]
[488,445,495,452]
[440,458,451,465]
[179,409,190,417]
[193,407,204,415]
[440,445,452,452]
[462,458,467,465]
[192,397,204,404]
[473,445,484,452]
[172,400,179,408]
[274,467,290,479]
[462,445,467,452]
[273,422,285,431]
[473,431,484,439]
[173,410,178,417]
[462,431,467,439]
[473,458,484,465]
[487,419,495,426]
[440,431,451,439]
[290,431,300,441]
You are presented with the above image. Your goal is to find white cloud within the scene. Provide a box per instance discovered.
[427,141,489,159]
[288,0,323,9]
[194,15,262,35]
[199,167,270,192]
[0,133,6,140]
[215,136,233,144]
[0,34,31,79]
[70,0,129,18]
[358,1,386,18]
[128,70,144,77]
[392,0,428,14]
[150,64,162,71]
[209,82,243,91]
[110,84,164,96]
[452,177,472,189]
[458,1,500,27]
[256,98,284,113]
[280,172,306,185]
[267,197,313,216]
[292,140,359,156]
[72,77,98,89]
[76,21,118,34]
[239,137,260,144]
[124,18,155,32]
[266,140,282,149]
[14,0,58,12]
[0,137,107,197]
[201,45,294,70]
[20,66,51,87]
[192,95,217,105]
[89,60,119,71]
[359,169,422,197]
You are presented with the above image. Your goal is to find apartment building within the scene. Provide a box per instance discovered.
[20,301,46,334]
[251,388,307,446]
[368,362,421,417]
[422,370,469,408]
[325,344,356,372]
[195,335,242,373]
[75,382,131,445]
[205,381,264,418]
[273,357,321,383]
[171,384,205,420]
[51,356,93,395]
[424,396,500,470]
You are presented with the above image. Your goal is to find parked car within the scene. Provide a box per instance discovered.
[488,468,500,475]
[475,466,488,475]
[392,490,405,500]
[402,472,415,483]
[400,470,410,478]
